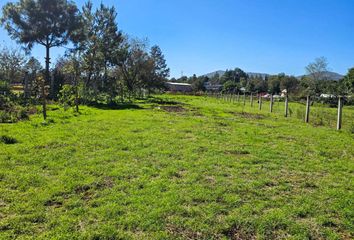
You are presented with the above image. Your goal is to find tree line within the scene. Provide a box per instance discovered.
[0,0,169,121]
[172,57,354,101]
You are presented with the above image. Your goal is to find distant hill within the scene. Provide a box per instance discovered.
[204,70,344,81]
[204,70,226,78]
[297,71,344,81]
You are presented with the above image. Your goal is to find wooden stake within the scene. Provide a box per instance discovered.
[337,97,343,130]
[259,95,262,110]
[243,93,246,106]
[285,94,289,117]
[270,94,273,113]
[305,95,310,123]
[250,93,253,107]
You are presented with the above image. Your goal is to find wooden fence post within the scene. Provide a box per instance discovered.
[243,92,246,106]
[237,92,240,102]
[305,95,310,123]
[259,95,262,110]
[285,94,289,117]
[270,94,273,113]
[250,93,253,107]
[337,96,343,130]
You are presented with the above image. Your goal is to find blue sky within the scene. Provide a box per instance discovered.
[0,0,353,78]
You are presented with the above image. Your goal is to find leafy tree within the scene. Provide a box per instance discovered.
[268,75,281,94]
[1,0,82,119]
[24,57,42,98]
[150,46,169,82]
[118,38,150,100]
[60,54,81,112]
[341,68,354,95]
[280,75,299,94]
[80,1,100,96]
[210,72,220,84]
[0,46,26,85]
[95,3,123,90]
[245,78,256,93]
[188,74,207,92]
[248,75,267,93]
[78,1,123,100]
[221,68,247,84]
[223,80,237,93]
[141,45,169,95]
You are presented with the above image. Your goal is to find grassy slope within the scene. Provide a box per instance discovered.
[0,95,353,239]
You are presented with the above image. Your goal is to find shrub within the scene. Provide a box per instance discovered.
[58,84,76,110]
[0,106,30,123]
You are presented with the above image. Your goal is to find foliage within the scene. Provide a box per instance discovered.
[341,67,354,94]
[0,45,26,84]
[58,84,76,110]
[222,80,238,93]
[0,0,170,116]
[1,0,83,119]
[191,76,207,92]
[221,68,248,84]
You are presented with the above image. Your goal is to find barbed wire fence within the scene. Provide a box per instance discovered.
[206,91,354,133]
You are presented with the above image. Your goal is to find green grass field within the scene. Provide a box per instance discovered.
[1,95,353,239]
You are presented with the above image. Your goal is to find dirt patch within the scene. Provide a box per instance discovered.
[35,142,69,149]
[277,135,296,141]
[225,149,250,156]
[75,184,91,194]
[223,225,256,240]
[234,112,264,119]
[44,199,63,208]
[166,224,204,239]
[216,121,229,127]
[96,177,115,189]
[160,105,187,112]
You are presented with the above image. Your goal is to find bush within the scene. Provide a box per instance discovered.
[58,85,76,110]
[0,105,31,123]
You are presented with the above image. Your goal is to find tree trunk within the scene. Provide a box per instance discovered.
[42,45,50,120]
[41,76,47,120]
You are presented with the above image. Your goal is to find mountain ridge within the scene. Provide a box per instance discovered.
[204,70,344,81]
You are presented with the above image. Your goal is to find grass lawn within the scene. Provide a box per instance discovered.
[0,95,353,239]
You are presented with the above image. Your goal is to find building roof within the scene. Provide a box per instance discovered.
[166,82,192,86]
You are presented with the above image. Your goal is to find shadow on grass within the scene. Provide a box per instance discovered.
[86,96,181,110]
[89,102,144,110]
